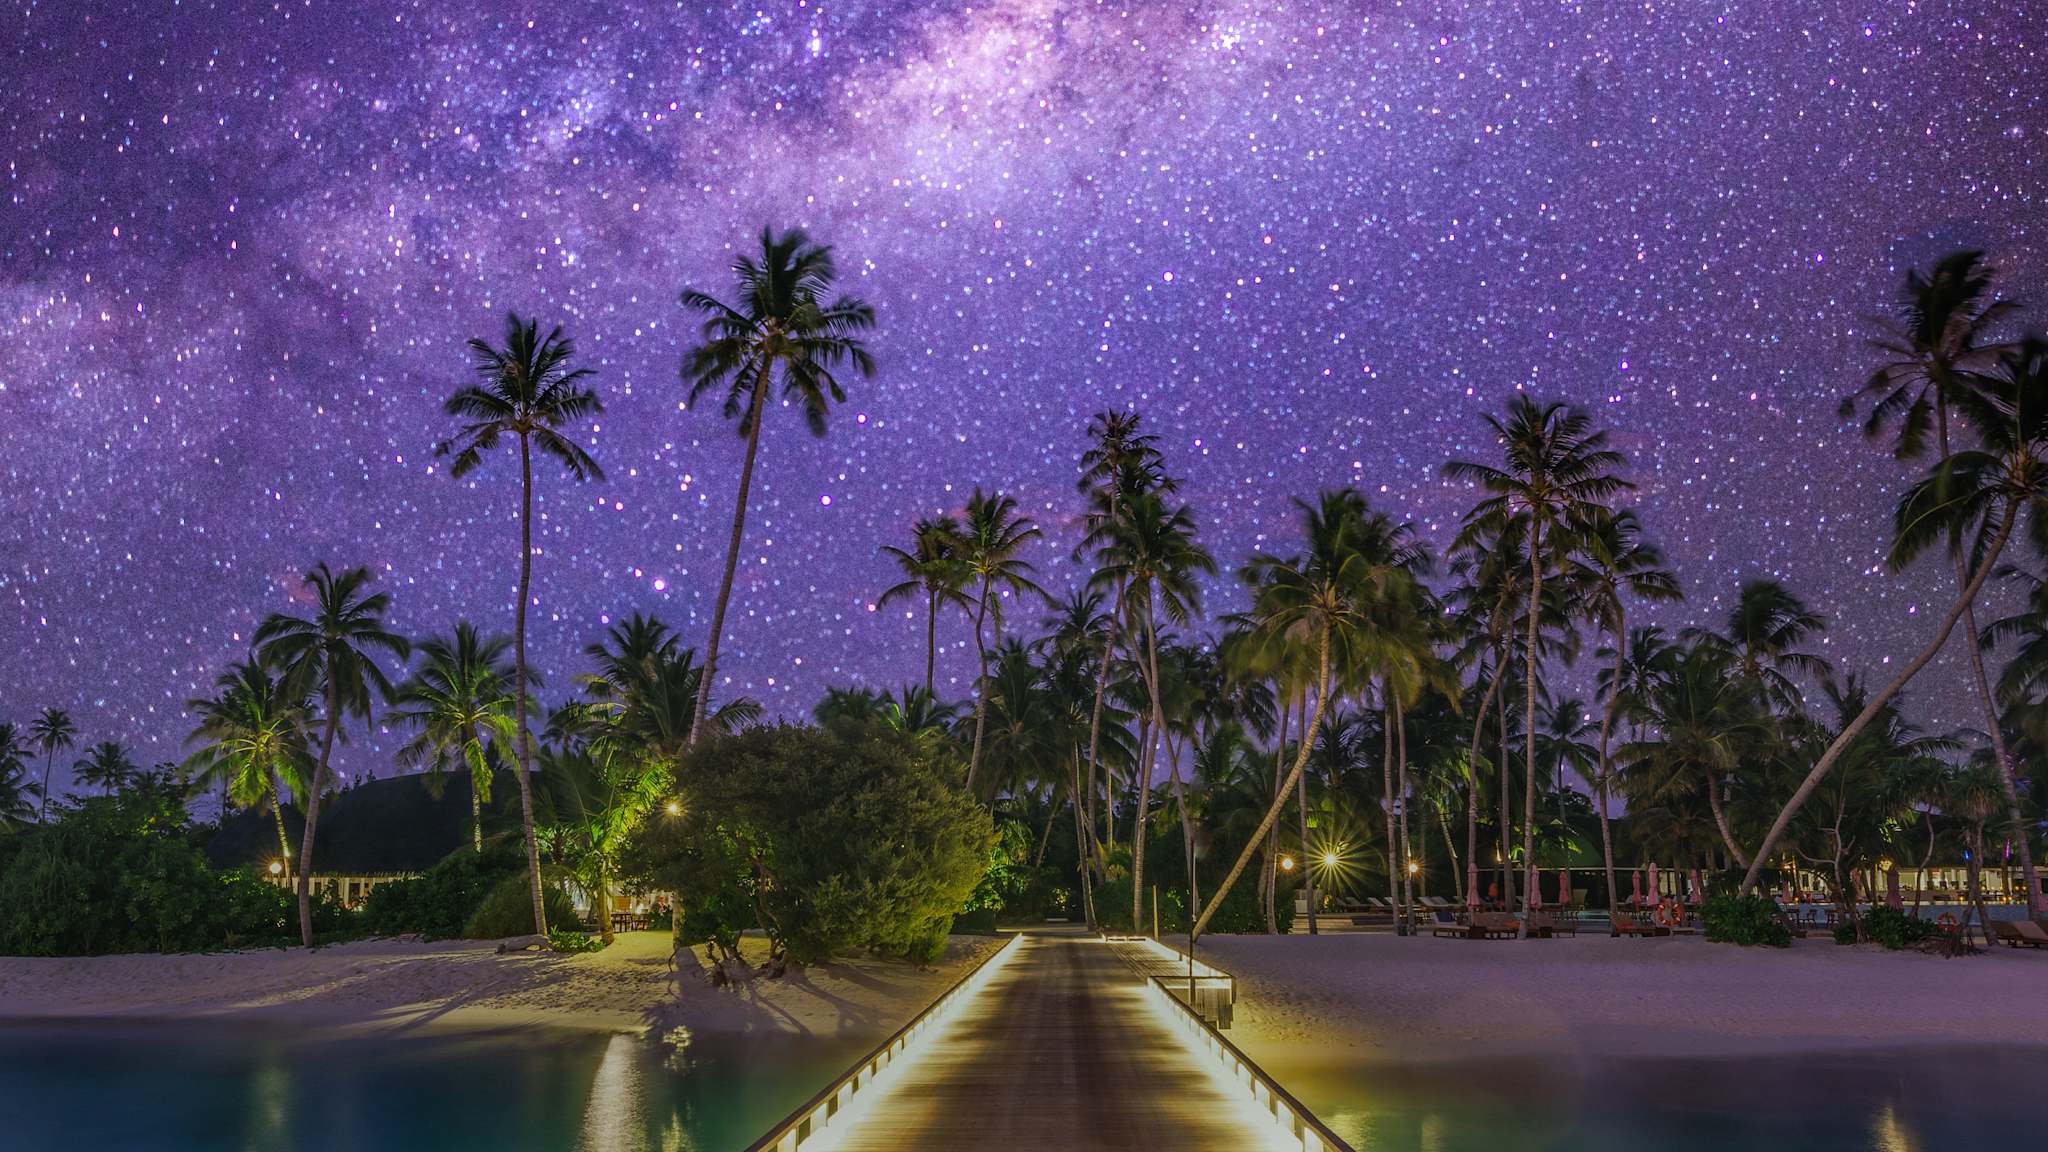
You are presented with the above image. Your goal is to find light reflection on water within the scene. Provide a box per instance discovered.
[1271,1047,2044,1152]
[0,1019,862,1152]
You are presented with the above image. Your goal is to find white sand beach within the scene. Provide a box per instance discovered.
[0,932,998,1041]
[1194,932,2048,1075]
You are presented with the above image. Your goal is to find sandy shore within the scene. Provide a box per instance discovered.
[0,932,998,1041]
[1193,932,2048,1073]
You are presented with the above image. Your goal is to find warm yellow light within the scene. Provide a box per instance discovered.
[1278,854,1296,872]
[1321,850,1340,870]
[1406,860,1420,876]
[665,801,682,816]
[268,860,284,876]
[1878,858,1894,872]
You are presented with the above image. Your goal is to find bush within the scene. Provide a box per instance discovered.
[626,721,996,965]
[1700,892,1791,947]
[1836,906,1939,949]
[547,929,605,953]
[463,871,580,940]
[362,847,523,939]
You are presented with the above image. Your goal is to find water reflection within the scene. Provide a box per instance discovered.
[579,1033,646,1152]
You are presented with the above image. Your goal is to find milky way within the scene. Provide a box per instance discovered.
[4,1,2044,791]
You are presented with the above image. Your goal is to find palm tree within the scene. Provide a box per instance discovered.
[438,313,603,938]
[1091,490,1216,930]
[957,489,1046,793]
[877,515,969,695]
[680,227,877,744]
[30,707,75,823]
[1683,580,1830,708]
[1617,643,1772,869]
[73,741,136,795]
[183,660,313,875]
[1192,489,1418,939]
[1847,252,2037,917]
[0,724,39,829]
[1576,509,1680,909]
[391,623,525,852]
[1447,397,1632,931]
[255,562,410,946]
[1745,337,2048,895]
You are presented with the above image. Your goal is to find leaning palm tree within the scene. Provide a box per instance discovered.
[680,227,877,744]
[0,724,40,829]
[391,623,526,852]
[438,313,603,936]
[1446,397,1632,932]
[1745,337,2048,896]
[255,563,410,946]
[877,515,969,695]
[957,489,1046,793]
[30,707,75,823]
[1846,252,2037,917]
[1090,489,1216,930]
[1576,508,1680,909]
[184,660,312,874]
[73,742,136,796]
[1191,489,1418,940]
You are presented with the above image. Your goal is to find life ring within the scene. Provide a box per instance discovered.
[1936,911,1958,930]
[1654,901,1682,927]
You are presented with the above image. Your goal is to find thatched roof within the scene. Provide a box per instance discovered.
[205,770,521,875]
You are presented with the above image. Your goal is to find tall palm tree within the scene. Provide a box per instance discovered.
[391,623,526,852]
[1576,509,1681,907]
[30,707,75,823]
[73,741,136,795]
[1447,397,1632,931]
[1192,489,1417,939]
[255,562,409,946]
[680,227,877,744]
[1847,252,2036,916]
[1683,580,1830,708]
[1617,643,1772,868]
[183,660,313,875]
[1746,337,2048,895]
[1091,489,1215,930]
[438,313,603,937]
[877,515,969,695]
[957,489,1046,793]
[0,724,39,829]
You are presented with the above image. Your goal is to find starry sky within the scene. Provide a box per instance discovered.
[4,1,2044,794]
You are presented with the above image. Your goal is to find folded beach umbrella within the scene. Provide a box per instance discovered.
[1558,868,1572,907]
[1688,869,1703,905]
[1631,870,1643,908]
[1466,861,1481,907]
[1886,866,1903,910]
[1646,862,1660,904]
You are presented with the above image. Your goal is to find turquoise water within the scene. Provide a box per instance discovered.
[0,1019,859,1151]
[1279,1047,2047,1151]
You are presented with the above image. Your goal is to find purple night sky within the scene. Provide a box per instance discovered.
[4,2,2043,793]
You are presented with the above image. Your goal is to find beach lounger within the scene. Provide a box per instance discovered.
[1422,896,1452,910]
[1429,910,1474,939]
[1610,912,1666,938]
[2001,920,2048,948]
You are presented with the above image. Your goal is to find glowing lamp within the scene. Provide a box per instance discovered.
[665,801,683,816]
[1406,860,1420,876]
[268,860,284,877]
[1278,854,1296,872]
[1321,850,1340,870]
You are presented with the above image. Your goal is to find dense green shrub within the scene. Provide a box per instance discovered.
[1835,906,1940,949]
[1700,892,1791,947]
[0,794,353,954]
[362,846,524,939]
[626,721,996,965]
[463,870,580,939]
[546,928,605,953]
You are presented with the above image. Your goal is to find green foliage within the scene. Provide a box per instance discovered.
[362,846,522,939]
[547,928,605,953]
[0,794,353,955]
[1834,906,1940,949]
[625,721,995,966]
[463,870,579,940]
[1700,892,1791,947]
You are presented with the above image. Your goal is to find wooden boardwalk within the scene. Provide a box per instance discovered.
[815,927,1298,1151]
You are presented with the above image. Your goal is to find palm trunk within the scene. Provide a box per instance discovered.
[1264,694,1289,933]
[1192,625,1330,940]
[1465,630,1506,907]
[924,587,939,697]
[597,870,614,946]
[1961,602,2043,915]
[1129,712,1155,932]
[1083,578,1127,882]
[1498,678,1514,908]
[298,693,339,947]
[470,724,485,852]
[1299,739,1316,935]
[37,750,54,823]
[1595,622,1626,912]
[1145,616,1200,924]
[1396,697,1414,932]
[1519,535,1542,937]
[965,576,994,793]
[1743,498,2018,893]
[1033,778,1064,868]
[514,437,549,940]
[1069,750,1095,926]
[1706,771,1751,869]
[1381,685,1398,922]
[691,373,768,746]
[270,778,294,882]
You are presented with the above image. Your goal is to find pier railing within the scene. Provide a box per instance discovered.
[740,931,1021,1152]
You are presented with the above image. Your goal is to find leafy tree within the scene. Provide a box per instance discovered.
[438,313,603,937]
[254,562,409,946]
[0,724,39,830]
[391,623,525,852]
[680,227,876,745]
